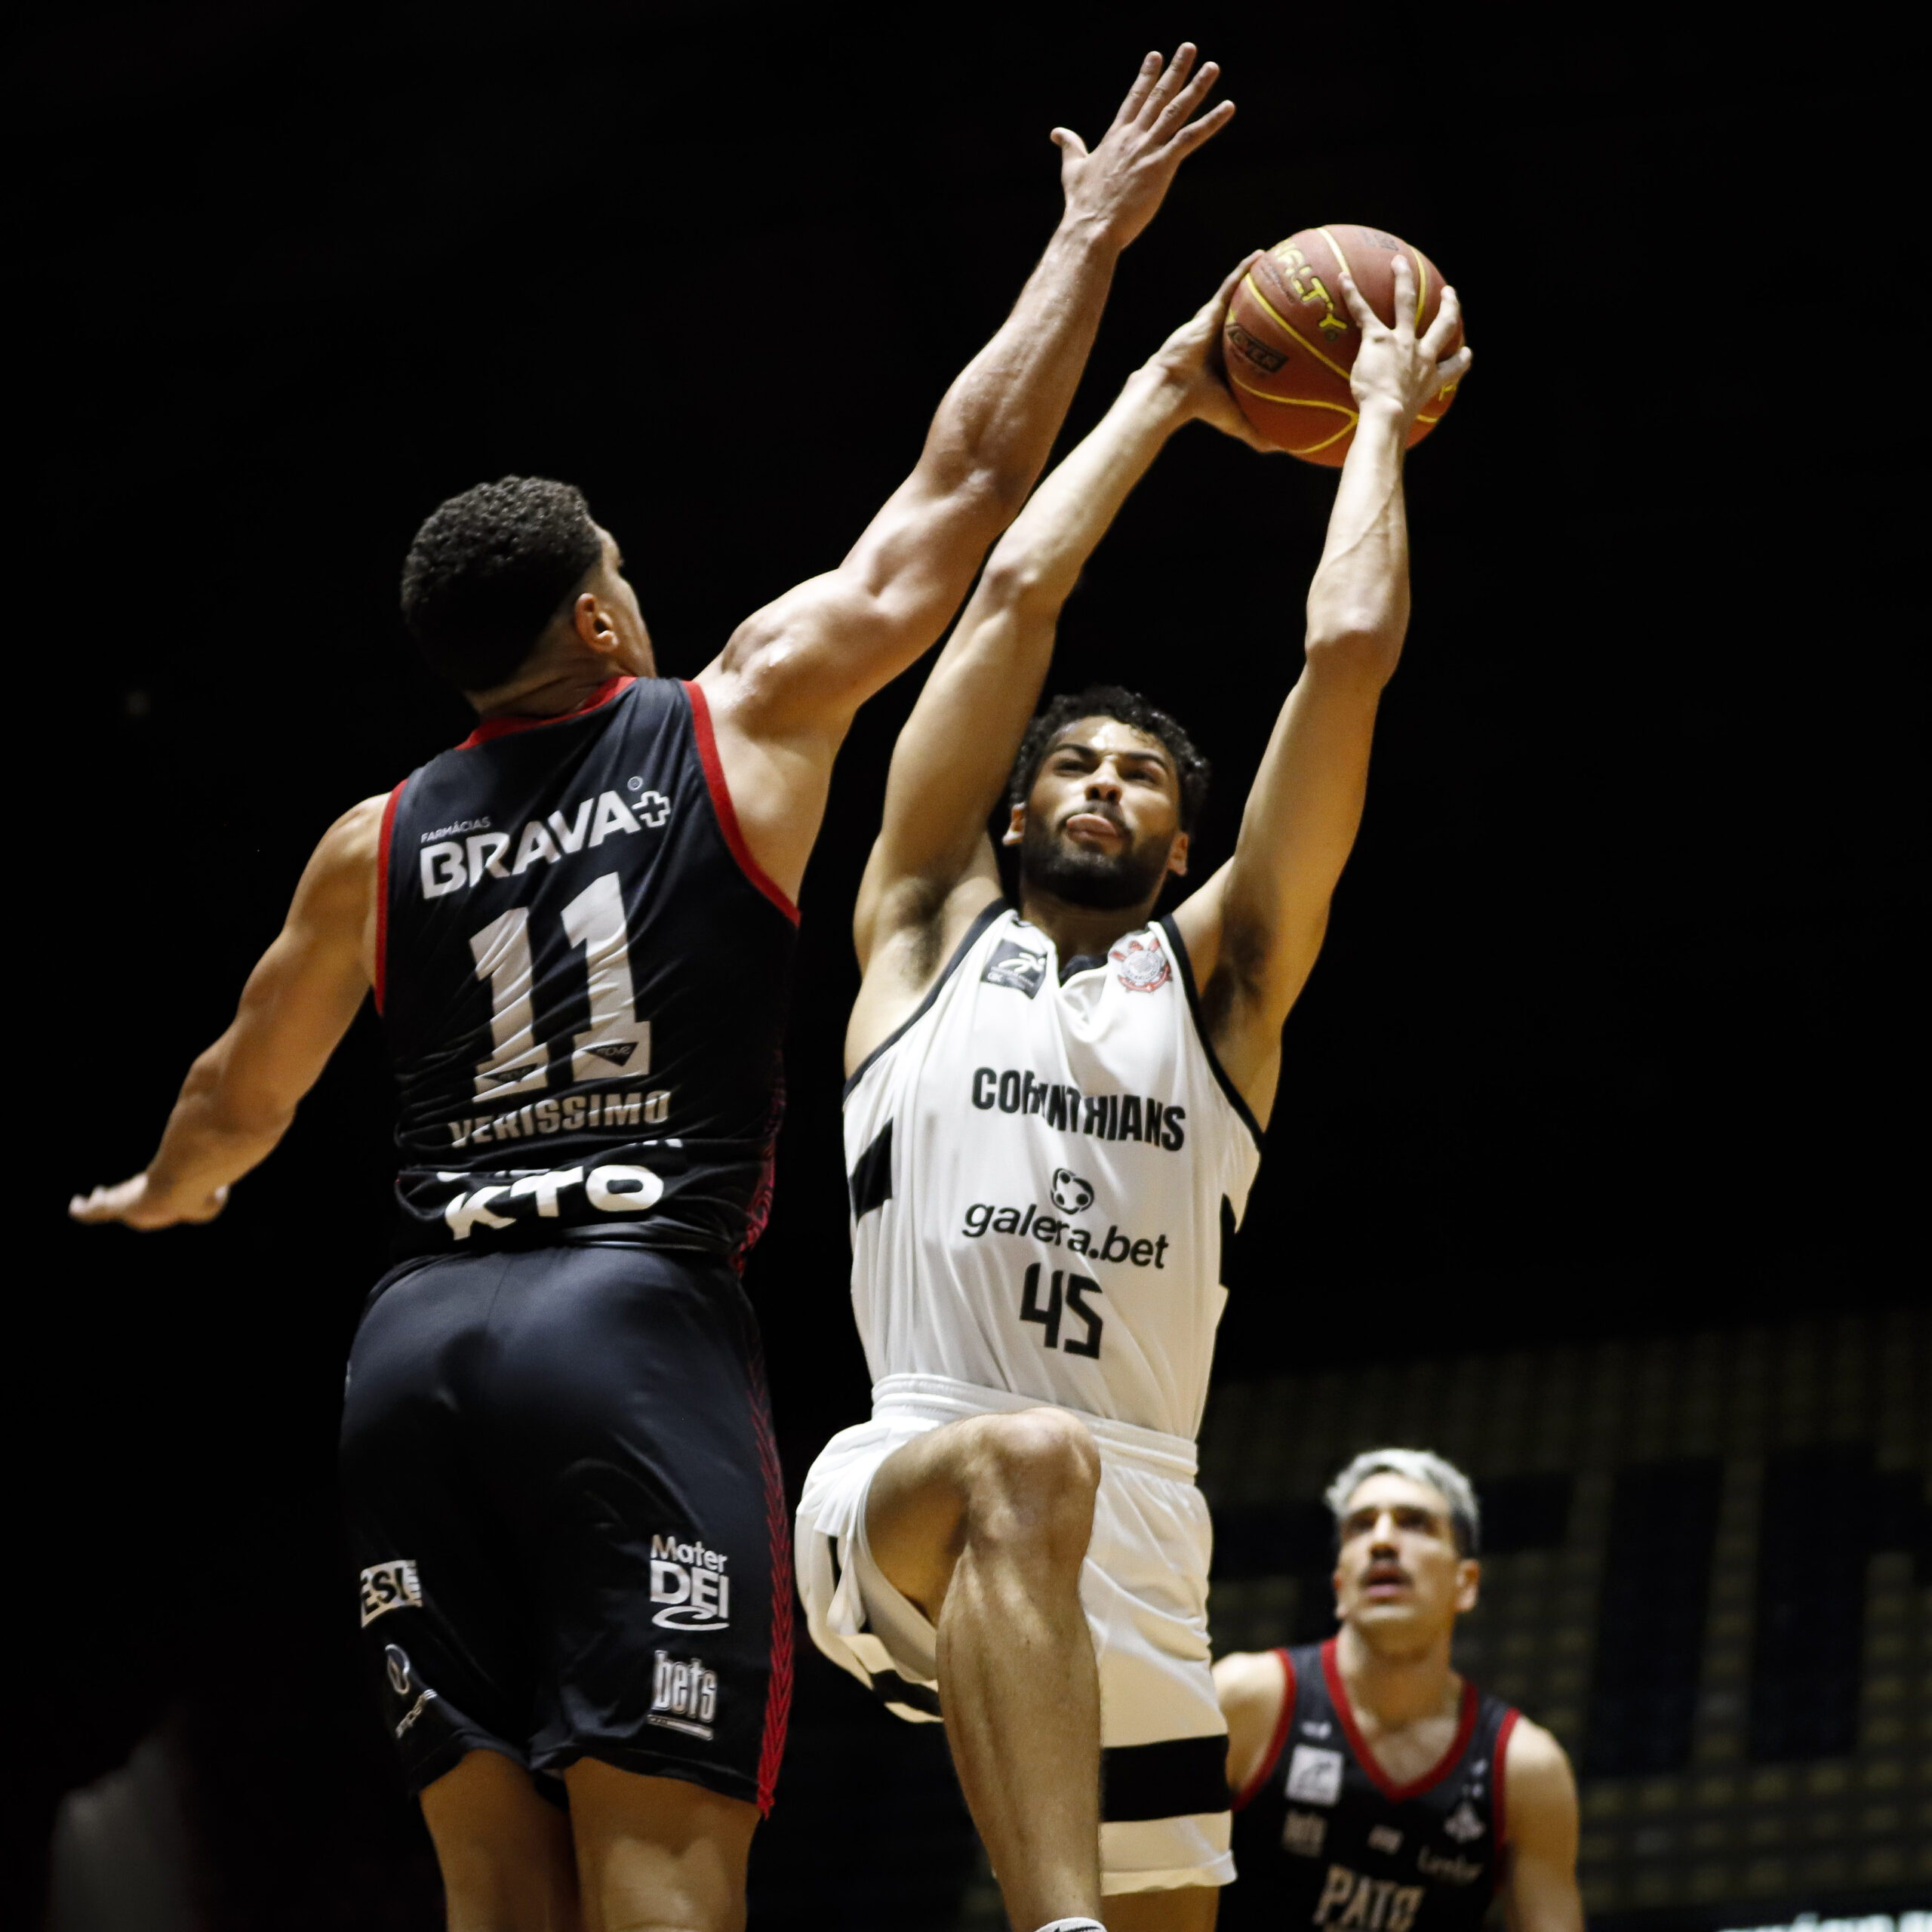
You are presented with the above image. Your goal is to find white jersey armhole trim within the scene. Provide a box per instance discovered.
[844,897,1008,1100]
[1157,912,1264,1153]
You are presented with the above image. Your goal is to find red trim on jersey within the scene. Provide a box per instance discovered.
[1233,1647,1300,1811]
[681,678,801,926]
[372,778,407,1015]
[1491,1704,1521,1876]
[746,1336,793,1814]
[1322,1636,1481,1804]
[454,673,634,749]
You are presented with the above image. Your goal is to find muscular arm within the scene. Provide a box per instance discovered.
[1174,254,1470,1126]
[69,796,384,1229]
[1502,1718,1583,1932]
[847,261,1268,1063]
[697,48,1233,903]
[1215,1648,1290,1798]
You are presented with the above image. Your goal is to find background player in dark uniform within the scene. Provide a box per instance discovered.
[68,46,1235,1932]
[1216,1451,1581,1930]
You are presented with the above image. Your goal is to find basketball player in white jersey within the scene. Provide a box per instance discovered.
[796,248,1470,1932]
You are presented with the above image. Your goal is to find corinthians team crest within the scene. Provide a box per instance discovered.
[1111,933,1172,993]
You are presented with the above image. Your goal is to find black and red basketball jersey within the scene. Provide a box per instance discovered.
[377,674,796,1263]
[1224,1640,1518,1930]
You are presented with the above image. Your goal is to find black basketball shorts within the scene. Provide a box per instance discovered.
[339,1241,792,1811]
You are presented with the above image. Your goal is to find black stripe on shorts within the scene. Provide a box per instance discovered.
[1100,1734,1229,1823]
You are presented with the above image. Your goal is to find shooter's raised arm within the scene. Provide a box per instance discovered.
[699,45,1234,901]
[1174,251,1472,1124]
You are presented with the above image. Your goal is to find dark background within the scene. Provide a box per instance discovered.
[13,3,1917,1924]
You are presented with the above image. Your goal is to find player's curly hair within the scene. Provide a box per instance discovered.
[401,476,605,691]
[1325,1449,1481,1557]
[1007,685,1211,832]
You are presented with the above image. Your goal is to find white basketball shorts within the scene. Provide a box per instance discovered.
[795,1373,1233,1894]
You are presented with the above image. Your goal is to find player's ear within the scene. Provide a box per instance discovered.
[1168,829,1190,878]
[1455,1558,1480,1614]
[573,592,619,657]
[1002,804,1026,848]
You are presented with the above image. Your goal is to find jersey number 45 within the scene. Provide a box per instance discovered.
[1020,1262,1104,1359]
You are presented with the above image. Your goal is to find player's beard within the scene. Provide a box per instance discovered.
[1018,807,1171,911]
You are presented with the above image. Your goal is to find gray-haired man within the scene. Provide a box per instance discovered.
[1214,1450,1582,1930]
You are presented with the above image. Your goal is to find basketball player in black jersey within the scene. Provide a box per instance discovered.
[1217,1452,1580,1931]
[68,47,1235,1930]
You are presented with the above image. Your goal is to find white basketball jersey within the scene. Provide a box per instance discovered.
[844,905,1263,1441]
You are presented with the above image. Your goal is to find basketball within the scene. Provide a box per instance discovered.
[1223,225,1461,466]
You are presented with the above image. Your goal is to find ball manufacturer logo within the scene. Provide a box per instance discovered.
[1226,320,1286,372]
[1110,934,1171,992]
[1050,1170,1094,1214]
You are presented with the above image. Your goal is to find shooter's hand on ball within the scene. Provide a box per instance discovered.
[1339,253,1472,430]
[1147,251,1281,452]
[1052,43,1235,250]
[69,1171,229,1229]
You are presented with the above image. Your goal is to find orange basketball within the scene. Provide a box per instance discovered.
[1223,224,1461,466]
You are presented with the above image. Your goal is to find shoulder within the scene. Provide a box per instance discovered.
[281,794,389,960]
[1502,1712,1578,1840]
[846,884,1008,1075]
[1215,1645,1291,1709]
[329,792,392,845]
[305,793,388,889]
[1216,1647,1292,1800]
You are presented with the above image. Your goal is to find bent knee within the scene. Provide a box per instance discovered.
[964,1408,1101,1525]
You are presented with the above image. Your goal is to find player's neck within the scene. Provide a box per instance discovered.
[1335,1620,1460,1733]
[467,635,653,721]
[1015,887,1161,964]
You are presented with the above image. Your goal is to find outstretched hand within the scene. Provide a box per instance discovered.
[69,1171,229,1229]
[1146,253,1279,452]
[1054,45,1235,251]
[1338,253,1472,426]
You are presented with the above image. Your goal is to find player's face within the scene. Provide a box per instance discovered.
[1005,718,1189,912]
[1331,1474,1479,1647]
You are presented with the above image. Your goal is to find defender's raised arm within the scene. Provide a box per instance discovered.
[1175,251,1471,1124]
[699,46,1234,903]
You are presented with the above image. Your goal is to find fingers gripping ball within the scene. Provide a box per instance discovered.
[1224,224,1461,466]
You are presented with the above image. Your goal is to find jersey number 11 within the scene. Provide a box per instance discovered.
[466,871,650,1101]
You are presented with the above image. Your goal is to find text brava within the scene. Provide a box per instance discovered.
[420,787,669,898]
